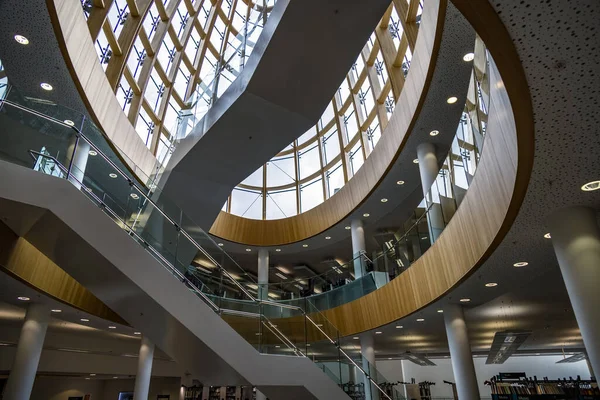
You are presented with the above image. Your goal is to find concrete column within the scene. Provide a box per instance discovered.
[416,143,444,242]
[443,304,480,400]
[67,135,91,190]
[4,303,51,400]
[257,248,269,300]
[133,336,155,400]
[360,332,378,399]
[351,219,366,278]
[548,206,600,376]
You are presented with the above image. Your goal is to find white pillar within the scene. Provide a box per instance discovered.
[258,249,269,300]
[67,135,91,190]
[360,332,378,399]
[443,304,480,400]
[351,219,366,278]
[133,336,155,400]
[548,206,600,376]
[4,303,51,400]
[416,143,444,242]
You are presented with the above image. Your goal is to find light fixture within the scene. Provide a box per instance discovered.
[486,331,531,364]
[64,120,75,126]
[90,374,96,376]
[275,248,281,252]
[17,296,30,301]
[40,82,53,91]
[325,236,331,240]
[345,226,351,230]
[80,318,90,322]
[460,298,471,302]
[429,130,440,136]
[417,318,425,322]
[88,150,97,156]
[380,198,388,203]
[217,243,224,247]
[85,377,91,380]
[108,326,116,329]
[363,213,370,217]
[463,52,475,62]
[513,261,528,267]
[353,336,359,340]
[275,272,288,280]
[581,180,600,191]
[134,332,141,335]
[446,96,458,104]
[113,376,118,379]
[388,357,393,360]
[375,331,382,335]
[130,193,139,199]
[302,244,308,248]
[275,345,281,348]
[51,309,62,313]
[485,282,498,287]
[437,309,444,313]
[544,232,551,239]
[396,180,405,185]
[395,325,403,329]
[412,158,419,164]
[14,35,29,45]
[245,248,252,252]
[109,173,118,179]
[421,236,428,240]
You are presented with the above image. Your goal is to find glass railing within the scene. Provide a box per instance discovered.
[0,83,400,399]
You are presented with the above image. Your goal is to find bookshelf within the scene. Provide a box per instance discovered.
[487,373,599,400]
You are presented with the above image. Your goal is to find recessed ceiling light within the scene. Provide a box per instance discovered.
[544,232,551,239]
[363,213,370,217]
[40,82,53,91]
[353,336,359,340]
[421,236,428,240]
[109,173,118,179]
[412,158,419,164]
[217,243,224,247]
[134,332,141,335]
[88,150,97,156]
[459,298,471,302]
[90,374,96,376]
[513,261,528,267]
[14,35,29,45]
[64,120,75,126]
[345,226,351,230]
[396,325,403,329]
[388,357,393,360]
[437,309,443,313]
[113,376,118,379]
[302,244,308,248]
[581,180,600,191]
[85,377,90,380]
[447,96,458,104]
[396,180,405,185]
[463,52,475,62]
[485,282,498,287]
[429,130,440,136]
[17,296,30,301]
[536,353,541,356]
[51,309,62,313]
[275,345,280,348]
[245,248,252,252]
[417,318,425,322]
[375,331,382,334]
[130,193,139,199]
[380,198,388,203]
[108,326,116,329]
[275,248,281,252]
[325,236,331,240]
[80,318,90,322]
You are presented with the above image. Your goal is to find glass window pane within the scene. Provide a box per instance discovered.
[267,189,296,219]
[322,127,340,164]
[298,143,321,179]
[326,161,344,198]
[267,156,295,187]
[297,126,316,146]
[230,188,262,219]
[241,165,263,187]
[349,142,364,176]
[300,177,323,213]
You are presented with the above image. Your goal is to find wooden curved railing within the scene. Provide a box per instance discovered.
[208,0,446,246]
[315,0,535,336]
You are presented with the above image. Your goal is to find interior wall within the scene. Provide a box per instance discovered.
[377,355,592,399]
[27,376,181,400]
